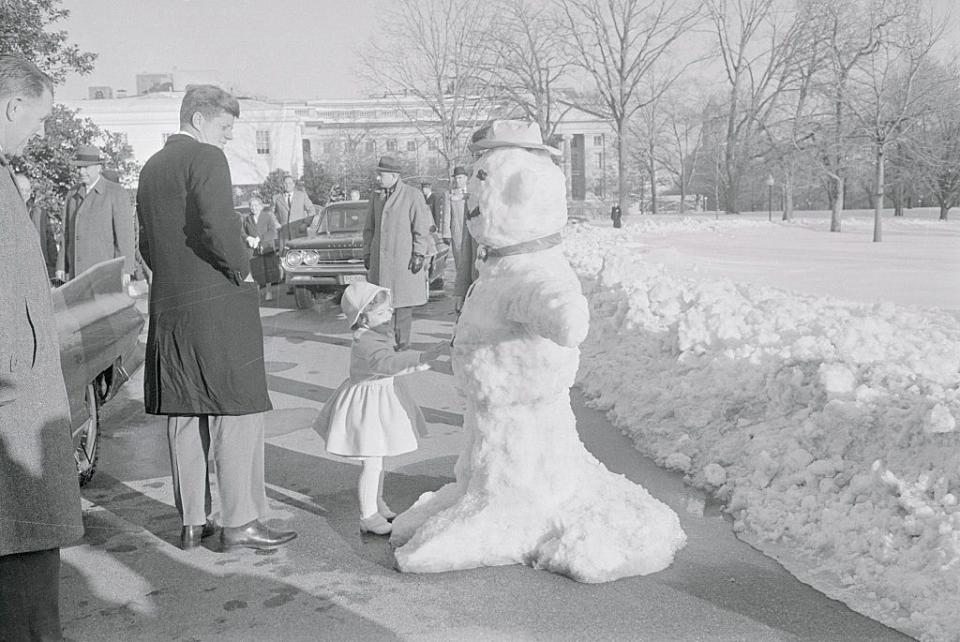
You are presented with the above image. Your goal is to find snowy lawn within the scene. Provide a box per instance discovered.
[563,210,960,642]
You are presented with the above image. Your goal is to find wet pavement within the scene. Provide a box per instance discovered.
[60,282,915,641]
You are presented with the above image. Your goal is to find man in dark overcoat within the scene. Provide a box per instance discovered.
[362,155,433,349]
[56,144,135,284]
[136,85,296,552]
[0,54,84,641]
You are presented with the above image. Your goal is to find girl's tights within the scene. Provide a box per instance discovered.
[358,456,385,518]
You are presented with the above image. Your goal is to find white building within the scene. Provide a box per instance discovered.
[60,92,305,187]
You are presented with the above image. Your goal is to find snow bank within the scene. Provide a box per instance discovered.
[564,220,960,641]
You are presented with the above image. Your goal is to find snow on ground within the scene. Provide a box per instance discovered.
[563,212,960,642]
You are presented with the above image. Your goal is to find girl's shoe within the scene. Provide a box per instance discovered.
[378,501,397,521]
[360,513,392,535]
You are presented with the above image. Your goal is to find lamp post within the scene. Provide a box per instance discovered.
[765,174,775,222]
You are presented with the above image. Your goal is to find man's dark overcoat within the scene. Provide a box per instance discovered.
[1,160,84,556]
[136,134,271,416]
[363,181,432,309]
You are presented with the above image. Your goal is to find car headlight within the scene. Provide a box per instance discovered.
[301,250,320,266]
[284,251,302,267]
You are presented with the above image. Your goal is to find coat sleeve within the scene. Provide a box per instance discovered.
[454,230,477,299]
[56,195,69,273]
[363,336,426,376]
[135,195,151,270]
[111,184,136,274]
[362,196,375,260]
[190,146,249,284]
[440,193,452,240]
[409,190,432,257]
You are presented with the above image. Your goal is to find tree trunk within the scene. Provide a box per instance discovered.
[617,124,629,213]
[940,205,950,220]
[830,175,843,232]
[648,145,658,216]
[782,164,794,221]
[873,143,884,243]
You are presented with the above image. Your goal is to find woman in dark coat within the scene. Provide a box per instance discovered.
[241,195,281,301]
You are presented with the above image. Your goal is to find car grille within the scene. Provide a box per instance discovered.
[284,249,364,268]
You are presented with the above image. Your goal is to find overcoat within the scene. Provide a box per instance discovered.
[136,134,271,416]
[272,189,315,226]
[362,181,432,308]
[58,175,135,278]
[241,211,281,286]
[0,159,84,556]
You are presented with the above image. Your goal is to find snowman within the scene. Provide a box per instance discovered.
[390,120,685,583]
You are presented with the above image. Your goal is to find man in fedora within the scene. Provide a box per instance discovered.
[362,155,433,349]
[445,165,474,314]
[56,144,135,283]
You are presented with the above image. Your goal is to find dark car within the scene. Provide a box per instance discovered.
[280,200,449,309]
[53,258,145,485]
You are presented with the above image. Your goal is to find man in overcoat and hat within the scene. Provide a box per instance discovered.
[137,84,296,552]
[56,144,135,283]
[362,155,433,349]
[0,53,84,641]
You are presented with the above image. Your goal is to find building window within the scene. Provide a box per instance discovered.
[593,135,603,147]
[406,140,417,152]
[427,138,437,151]
[256,130,271,155]
[302,139,312,160]
[365,140,376,153]
[594,152,603,169]
[386,139,397,152]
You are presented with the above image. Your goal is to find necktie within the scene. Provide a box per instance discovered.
[287,193,292,210]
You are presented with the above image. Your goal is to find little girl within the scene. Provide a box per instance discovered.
[316,282,447,535]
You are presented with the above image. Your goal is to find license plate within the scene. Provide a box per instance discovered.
[342,274,366,284]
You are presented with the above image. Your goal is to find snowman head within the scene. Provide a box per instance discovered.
[465,120,567,248]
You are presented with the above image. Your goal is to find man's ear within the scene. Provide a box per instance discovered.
[3,96,21,124]
[191,111,203,130]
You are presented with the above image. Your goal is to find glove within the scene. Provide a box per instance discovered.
[454,295,465,314]
[409,253,425,274]
[363,255,371,270]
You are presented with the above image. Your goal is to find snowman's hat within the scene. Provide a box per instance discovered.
[468,120,561,156]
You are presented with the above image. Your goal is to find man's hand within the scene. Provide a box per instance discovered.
[408,253,425,274]
[363,255,371,270]
[245,235,259,249]
[55,270,65,282]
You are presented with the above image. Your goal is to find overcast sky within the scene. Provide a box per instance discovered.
[59,0,380,100]
[57,0,958,103]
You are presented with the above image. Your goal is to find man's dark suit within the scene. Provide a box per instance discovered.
[137,133,271,529]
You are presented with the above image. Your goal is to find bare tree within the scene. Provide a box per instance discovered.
[360,0,499,173]
[909,62,960,221]
[559,0,701,212]
[483,0,575,144]
[846,6,944,241]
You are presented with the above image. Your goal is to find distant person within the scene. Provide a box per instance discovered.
[315,282,447,535]
[421,181,448,241]
[1,53,84,642]
[362,155,433,349]
[56,144,135,283]
[240,195,281,302]
[349,188,361,201]
[272,175,316,228]
[137,84,296,552]
[15,173,58,277]
[611,204,622,228]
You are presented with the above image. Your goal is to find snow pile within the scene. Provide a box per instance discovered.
[392,144,686,583]
[564,221,960,640]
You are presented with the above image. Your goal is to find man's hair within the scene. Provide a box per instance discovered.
[0,55,54,100]
[179,84,240,127]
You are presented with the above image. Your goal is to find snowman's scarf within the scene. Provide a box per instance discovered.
[476,232,562,262]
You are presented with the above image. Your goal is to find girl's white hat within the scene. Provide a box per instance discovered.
[341,281,390,327]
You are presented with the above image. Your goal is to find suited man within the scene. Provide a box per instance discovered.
[362,156,433,349]
[137,85,296,552]
[1,53,84,641]
[56,144,135,284]
[421,181,449,241]
[272,175,316,228]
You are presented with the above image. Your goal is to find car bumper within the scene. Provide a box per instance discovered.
[283,265,367,286]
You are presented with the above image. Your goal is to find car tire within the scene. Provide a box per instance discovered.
[75,381,101,487]
[294,286,316,310]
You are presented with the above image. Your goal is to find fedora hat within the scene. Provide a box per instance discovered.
[452,166,468,177]
[70,144,105,167]
[468,120,561,156]
[375,155,403,174]
[341,281,390,328]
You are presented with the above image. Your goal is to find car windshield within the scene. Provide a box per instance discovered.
[315,205,366,234]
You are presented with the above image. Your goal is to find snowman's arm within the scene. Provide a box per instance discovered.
[505,277,589,348]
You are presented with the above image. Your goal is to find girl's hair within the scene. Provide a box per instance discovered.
[351,290,389,331]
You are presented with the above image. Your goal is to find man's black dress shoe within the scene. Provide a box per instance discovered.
[220,520,297,551]
[180,520,217,550]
